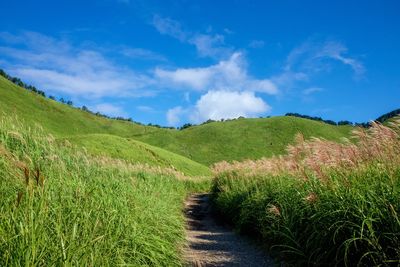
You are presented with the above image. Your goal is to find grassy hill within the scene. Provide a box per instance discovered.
[134,117,353,165]
[0,75,353,168]
[64,134,210,176]
[0,76,209,176]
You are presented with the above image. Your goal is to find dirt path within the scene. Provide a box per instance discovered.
[184,193,275,267]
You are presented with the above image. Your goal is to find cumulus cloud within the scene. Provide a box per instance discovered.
[191,90,270,122]
[167,90,271,126]
[155,66,212,90]
[156,52,278,94]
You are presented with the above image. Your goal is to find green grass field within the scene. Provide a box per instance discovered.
[0,117,210,265]
[0,76,352,168]
[134,116,352,165]
[211,121,400,266]
[0,77,210,176]
[64,134,210,176]
[1,74,399,266]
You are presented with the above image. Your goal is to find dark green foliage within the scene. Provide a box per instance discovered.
[376,108,400,123]
[180,123,193,130]
[285,112,338,125]
[338,120,353,125]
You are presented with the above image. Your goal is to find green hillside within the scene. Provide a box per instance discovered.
[0,75,353,167]
[64,134,210,176]
[0,76,157,137]
[134,117,353,165]
[0,76,209,176]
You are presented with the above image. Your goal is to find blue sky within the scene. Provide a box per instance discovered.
[0,0,399,126]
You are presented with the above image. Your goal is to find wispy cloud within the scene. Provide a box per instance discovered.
[137,105,156,113]
[152,15,187,42]
[155,52,278,94]
[151,15,232,59]
[285,39,365,78]
[270,39,365,99]
[189,33,232,58]
[302,87,323,95]
[0,31,155,99]
[315,41,365,76]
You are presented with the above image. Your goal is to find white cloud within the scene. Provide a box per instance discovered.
[285,40,365,77]
[315,41,365,76]
[0,31,155,99]
[189,34,232,58]
[91,103,128,117]
[137,105,155,112]
[155,52,278,94]
[12,67,152,98]
[166,90,270,125]
[151,15,231,59]
[302,87,323,95]
[166,106,185,126]
[155,66,212,90]
[152,15,187,42]
[190,90,270,123]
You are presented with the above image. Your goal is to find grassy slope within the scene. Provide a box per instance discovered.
[0,76,209,176]
[134,117,353,166]
[0,117,194,266]
[0,77,150,137]
[65,134,210,176]
[211,122,400,266]
[0,76,352,168]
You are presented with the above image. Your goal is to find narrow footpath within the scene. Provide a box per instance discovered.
[183,194,275,267]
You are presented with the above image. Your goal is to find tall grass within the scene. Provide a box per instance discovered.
[0,116,200,266]
[211,119,400,266]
